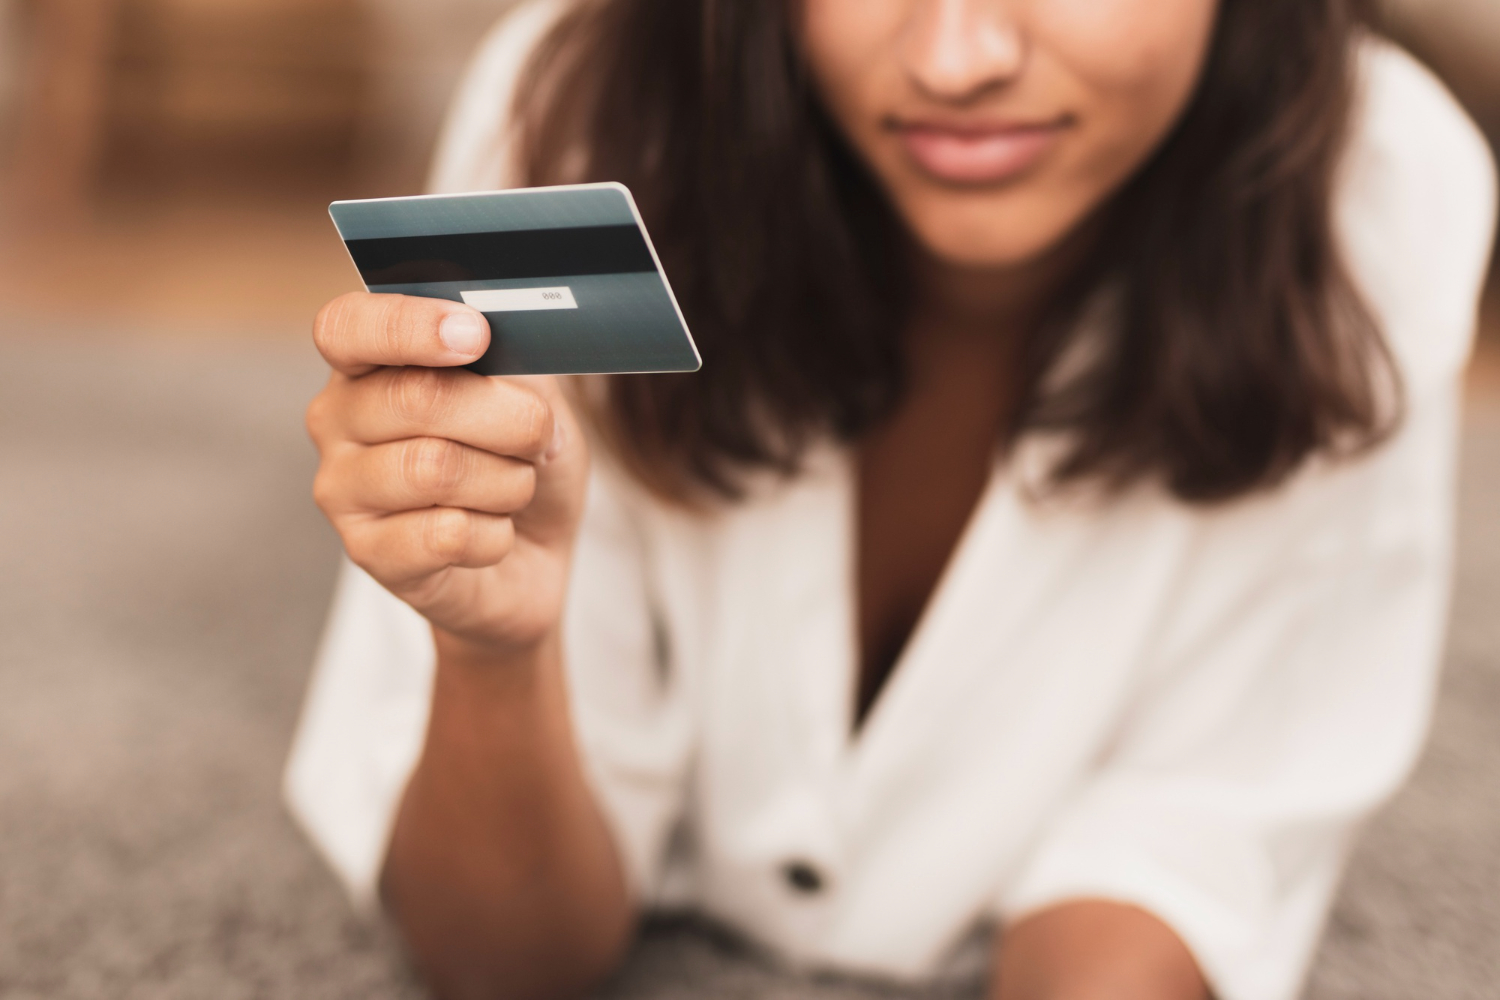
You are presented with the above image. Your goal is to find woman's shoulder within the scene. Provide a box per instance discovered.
[1338,37,1497,400]
[1353,38,1490,155]
[427,0,574,194]
[1348,36,1496,228]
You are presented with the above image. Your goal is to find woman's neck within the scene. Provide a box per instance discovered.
[852,231,1096,727]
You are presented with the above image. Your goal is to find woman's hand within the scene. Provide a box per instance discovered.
[307,291,589,654]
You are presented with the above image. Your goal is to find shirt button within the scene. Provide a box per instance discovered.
[781,860,825,894]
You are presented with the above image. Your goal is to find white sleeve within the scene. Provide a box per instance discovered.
[561,462,697,900]
[1336,41,1497,407]
[999,386,1460,1000]
[282,464,689,908]
[997,42,1496,1000]
[282,560,435,909]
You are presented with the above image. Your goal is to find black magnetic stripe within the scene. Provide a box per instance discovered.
[345,224,656,285]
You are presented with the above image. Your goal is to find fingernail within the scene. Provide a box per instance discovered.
[545,417,566,462]
[439,311,487,357]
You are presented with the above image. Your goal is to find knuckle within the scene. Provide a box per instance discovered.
[312,292,359,354]
[425,507,473,562]
[488,516,517,561]
[387,367,452,427]
[311,298,339,347]
[304,390,335,441]
[382,294,431,359]
[372,295,405,358]
[403,436,467,499]
[509,463,538,509]
[510,389,553,454]
[310,466,339,514]
[339,525,379,573]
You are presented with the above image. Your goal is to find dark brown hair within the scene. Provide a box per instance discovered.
[517,0,1397,504]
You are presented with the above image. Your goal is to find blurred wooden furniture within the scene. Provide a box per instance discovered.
[9,0,369,219]
[354,0,514,193]
[9,0,120,217]
[1384,0,1500,136]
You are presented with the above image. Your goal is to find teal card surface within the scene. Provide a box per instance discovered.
[330,182,701,376]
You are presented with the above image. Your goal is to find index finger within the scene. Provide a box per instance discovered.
[313,292,490,377]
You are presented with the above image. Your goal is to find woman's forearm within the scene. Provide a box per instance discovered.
[381,630,632,1000]
[991,900,1209,1000]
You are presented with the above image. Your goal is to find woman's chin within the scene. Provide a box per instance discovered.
[910,227,1062,273]
[898,194,1090,275]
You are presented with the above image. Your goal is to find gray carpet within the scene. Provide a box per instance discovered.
[0,333,1495,999]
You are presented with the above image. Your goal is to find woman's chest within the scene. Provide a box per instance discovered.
[643,454,1197,828]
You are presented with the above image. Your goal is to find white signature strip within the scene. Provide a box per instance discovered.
[461,286,578,312]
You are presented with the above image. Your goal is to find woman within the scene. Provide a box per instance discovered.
[285,1,1496,998]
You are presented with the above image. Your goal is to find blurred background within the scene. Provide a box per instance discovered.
[0,0,509,333]
[0,1,1494,998]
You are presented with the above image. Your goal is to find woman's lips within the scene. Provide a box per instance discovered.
[895,120,1069,185]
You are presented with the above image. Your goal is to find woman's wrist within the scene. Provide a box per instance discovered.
[432,625,562,701]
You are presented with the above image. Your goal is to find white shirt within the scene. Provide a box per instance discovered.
[284,7,1498,1000]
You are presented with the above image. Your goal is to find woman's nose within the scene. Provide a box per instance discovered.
[901,0,1026,103]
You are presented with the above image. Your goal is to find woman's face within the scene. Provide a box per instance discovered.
[802,0,1219,270]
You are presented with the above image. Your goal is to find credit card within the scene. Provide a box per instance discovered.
[329,182,701,376]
